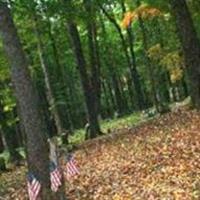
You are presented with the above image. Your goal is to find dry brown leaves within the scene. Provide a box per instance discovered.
[1,109,200,200]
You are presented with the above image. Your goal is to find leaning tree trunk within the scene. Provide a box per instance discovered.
[46,17,74,132]
[33,14,64,135]
[100,3,145,111]
[170,0,200,109]
[0,3,52,199]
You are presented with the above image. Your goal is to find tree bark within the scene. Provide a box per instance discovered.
[101,79,113,118]
[100,4,145,110]
[100,17,126,114]
[46,17,73,132]
[106,79,117,112]
[0,3,52,199]
[67,19,101,138]
[84,0,102,118]
[33,14,64,136]
[135,0,160,112]
[120,0,145,110]
[170,0,200,108]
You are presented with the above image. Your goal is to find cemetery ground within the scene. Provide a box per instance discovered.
[0,107,200,200]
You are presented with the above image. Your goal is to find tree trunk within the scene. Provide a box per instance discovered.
[100,3,145,110]
[106,79,117,112]
[135,0,160,112]
[127,75,136,109]
[100,17,126,115]
[33,14,64,136]
[67,20,101,138]
[120,0,145,110]
[0,3,52,199]
[170,0,200,108]
[46,17,73,132]
[101,79,113,117]
[84,0,102,119]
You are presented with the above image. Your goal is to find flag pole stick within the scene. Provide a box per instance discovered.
[49,137,67,200]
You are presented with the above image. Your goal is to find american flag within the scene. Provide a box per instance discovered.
[27,173,41,200]
[50,161,62,192]
[64,154,80,180]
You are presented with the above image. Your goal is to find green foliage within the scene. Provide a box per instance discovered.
[0,43,10,82]
[147,43,164,61]
[161,51,184,83]
[0,150,11,167]
[16,147,26,160]
[69,112,142,144]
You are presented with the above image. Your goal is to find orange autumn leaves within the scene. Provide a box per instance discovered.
[121,4,162,28]
[121,11,137,28]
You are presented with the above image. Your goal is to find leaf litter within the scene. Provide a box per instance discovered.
[0,108,200,200]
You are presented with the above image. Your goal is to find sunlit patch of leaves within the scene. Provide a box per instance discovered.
[160,52,184,83]
[147,44,184,84]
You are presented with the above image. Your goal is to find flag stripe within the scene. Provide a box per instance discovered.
[50,165,62,192]
[27,175,41,200]
[65,155,79,180]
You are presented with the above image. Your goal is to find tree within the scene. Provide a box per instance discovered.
[33,12,65,136]
[83,0,102,120]
[99,2,145,111]
[0,2,52,199]
[120,0,146,110]
[99,14,126,115]
[170,0,200,108]
[65,0,102,138]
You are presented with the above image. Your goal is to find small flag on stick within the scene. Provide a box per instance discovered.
[27,173,41,200]
[64,154,80,180]
[50,161,62,192]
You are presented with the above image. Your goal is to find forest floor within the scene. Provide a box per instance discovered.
[0,107,200,200]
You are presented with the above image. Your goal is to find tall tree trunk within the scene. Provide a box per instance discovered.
[84,0,102,118]
[100,17,126,115]
[170,0,200,108]
[108,48,127,115]
[65,75,80,128]
[110,68,125,115]
[33,14,64,135]
[106,78,117,112]
[66,19,101,138]
[154,19,171,104]
[136,0,160,112]
[0,3,52,199]
[46,17,73,131]
[99,3,145,110]
[127,75,136,109]
[101,79,113,118]
[120,0,145,110]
